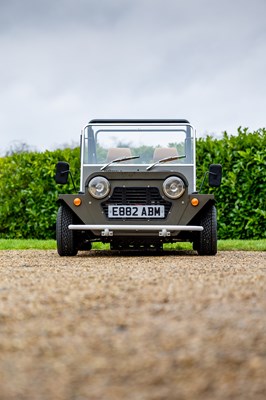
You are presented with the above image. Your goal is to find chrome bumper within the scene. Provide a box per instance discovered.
[68,224,203,237]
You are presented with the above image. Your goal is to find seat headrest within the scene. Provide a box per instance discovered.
[153,147,178,162]
[107,148,132,162]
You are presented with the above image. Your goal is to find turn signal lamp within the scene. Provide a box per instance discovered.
[73,198,82,206]
[191,198,199,207]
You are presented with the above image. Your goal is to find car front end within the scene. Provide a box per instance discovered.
[55,120,221,255]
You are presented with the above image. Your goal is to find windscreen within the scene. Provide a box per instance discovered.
[83,124,194,165]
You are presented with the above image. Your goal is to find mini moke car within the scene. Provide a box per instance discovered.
[55,119,222,256]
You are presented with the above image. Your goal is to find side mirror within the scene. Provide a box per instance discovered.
[209,164,222,187]
[55,161,70,184]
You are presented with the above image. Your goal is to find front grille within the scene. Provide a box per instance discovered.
[101,187,171,219]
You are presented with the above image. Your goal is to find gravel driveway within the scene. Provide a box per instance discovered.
[0,250,265,400]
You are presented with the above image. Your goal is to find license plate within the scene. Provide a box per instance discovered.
[108,205,165,218]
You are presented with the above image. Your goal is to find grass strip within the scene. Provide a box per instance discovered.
[0,239,57,250]
[218,239,266,251]
[0,239,265,251]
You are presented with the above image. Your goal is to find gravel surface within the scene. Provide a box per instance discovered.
[0,250,265,400]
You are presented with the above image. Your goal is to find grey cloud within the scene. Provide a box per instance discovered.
[0,0,265,154]
[0,0,130,33]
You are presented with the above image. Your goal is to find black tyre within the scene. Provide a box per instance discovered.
[195,205,217,256]
[56,205,78,256]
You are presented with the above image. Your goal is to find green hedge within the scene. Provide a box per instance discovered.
[0,128,265,239]
[0,148,80,239]
[196,128,266,239]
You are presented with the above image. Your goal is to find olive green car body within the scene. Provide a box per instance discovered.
[55,120,221,255]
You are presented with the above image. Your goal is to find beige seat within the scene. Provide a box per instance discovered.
[153,147,178,162]
[107,147,132,162]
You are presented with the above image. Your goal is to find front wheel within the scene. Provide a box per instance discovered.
[56,205,78,256]
[194,205,217,256]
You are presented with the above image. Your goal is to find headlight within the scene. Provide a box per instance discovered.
[163,176,185,199]
[88,176,110,199]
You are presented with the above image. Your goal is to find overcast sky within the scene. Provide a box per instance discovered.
[0,0,265,154]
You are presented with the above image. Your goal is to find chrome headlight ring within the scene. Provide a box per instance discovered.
[163,176,185,199]
[88,176,110,199]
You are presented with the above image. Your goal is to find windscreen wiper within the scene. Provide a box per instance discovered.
[101,155,140,171]
[146,155,186,171]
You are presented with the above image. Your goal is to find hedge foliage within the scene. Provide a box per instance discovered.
[0,148,80,239]
[196,128,266,239]
[0,127,265,239]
